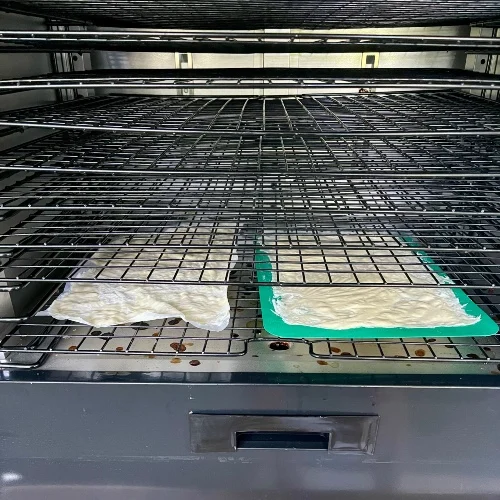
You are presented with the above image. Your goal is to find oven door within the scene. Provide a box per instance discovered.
[0,379,499,499]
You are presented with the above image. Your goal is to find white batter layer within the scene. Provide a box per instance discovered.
[46,223,237,330]
[267,234,479,329]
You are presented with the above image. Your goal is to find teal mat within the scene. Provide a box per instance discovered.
[256,244,499,339]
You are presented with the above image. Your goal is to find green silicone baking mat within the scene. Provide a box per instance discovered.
[255,245,499,339]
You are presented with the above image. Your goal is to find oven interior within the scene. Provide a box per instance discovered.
[0,2,499,383]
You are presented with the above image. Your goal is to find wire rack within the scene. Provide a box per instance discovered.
[2,172,500,215]
[3,0,500,29]
[1,91,500,137]
[1,93,500,367]
[1,129,500,178]
[2,282,500,367]
[3,31,500,53]
[1,170,500,287]
[2,69,500,94]
[0,121,499,289]
[0,282,258,361]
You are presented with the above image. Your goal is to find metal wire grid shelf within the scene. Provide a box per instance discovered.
[3,170,500,210]
[1,91,500,137]
[0,121,498,289]
[3,0,500,29]
[1,129,500,178]
[1,284,500,367]
[0,118,496,368]
[3,31,500,53]
[3,69,500,94]
[0,195,499,288]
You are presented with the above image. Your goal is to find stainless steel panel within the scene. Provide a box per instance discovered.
[0,12,55,119]
[91,26,469,96]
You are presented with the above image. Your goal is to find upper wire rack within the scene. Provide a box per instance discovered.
[2,69,500,93]
[3,0,500,29]
[1,129,499,178]
[1,178,499,287]
[2,31,500,53]
[1,91,500,137]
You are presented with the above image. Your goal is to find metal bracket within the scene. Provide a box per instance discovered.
[175,52,194,96]
[360,52,380,93]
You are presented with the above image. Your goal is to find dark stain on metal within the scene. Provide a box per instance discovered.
[131,322,149,330]
[269,341,290,351]
[466,353,480,359]
[170,342,187,352]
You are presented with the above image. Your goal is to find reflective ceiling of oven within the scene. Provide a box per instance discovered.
[3,0,500,29]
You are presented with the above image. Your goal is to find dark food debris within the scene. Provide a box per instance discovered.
[131,322,149,330]
[170,342,187,352]
[269,341,290,351]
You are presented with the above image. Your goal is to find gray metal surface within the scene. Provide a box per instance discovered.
[0,382,500,499]
[0,11,55,339]
[14,338,500,378]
